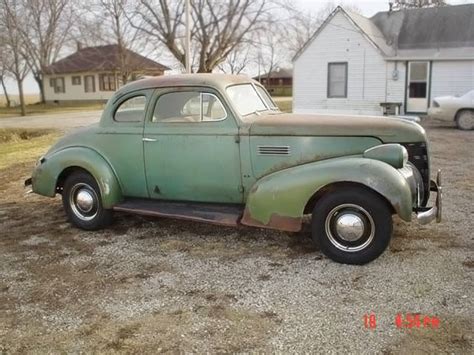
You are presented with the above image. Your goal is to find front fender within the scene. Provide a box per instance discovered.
[241,156,414,232]
[31,146,123,208]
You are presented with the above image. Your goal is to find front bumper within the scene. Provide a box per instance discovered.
[416,170,442,224]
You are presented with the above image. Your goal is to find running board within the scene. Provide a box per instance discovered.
[113,199,244,227]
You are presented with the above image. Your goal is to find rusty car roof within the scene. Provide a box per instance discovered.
[115,73,255,96]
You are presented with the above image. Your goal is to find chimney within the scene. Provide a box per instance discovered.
[76,41,83,52]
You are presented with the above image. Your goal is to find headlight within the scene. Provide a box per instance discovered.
[363,144,408,169]
[402,146,409,166]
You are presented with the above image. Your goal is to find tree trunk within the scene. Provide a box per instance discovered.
[16,77,26,116]
[0,77,12,108]
[34,73,45,103]
[197,65,212,73]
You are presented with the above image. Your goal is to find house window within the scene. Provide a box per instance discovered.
[51,77,65,93]
[327,62,348,98]
[99,74,116,91]
[84,75,95,93]
[72,76,81,85]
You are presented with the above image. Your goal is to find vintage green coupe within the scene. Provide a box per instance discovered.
[26,74,442,264]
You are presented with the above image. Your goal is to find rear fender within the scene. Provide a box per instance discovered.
[31,146,122,208]
[241,157,413,232]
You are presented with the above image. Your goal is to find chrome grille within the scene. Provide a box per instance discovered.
[401,142,430,206]
[257,145,291,156]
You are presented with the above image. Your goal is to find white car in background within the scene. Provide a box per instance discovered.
[428,90,474,130]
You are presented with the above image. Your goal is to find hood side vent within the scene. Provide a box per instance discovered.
[258,145,291,156]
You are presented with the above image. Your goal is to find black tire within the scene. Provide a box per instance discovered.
[62,171,113,230]
[311,187,393,265]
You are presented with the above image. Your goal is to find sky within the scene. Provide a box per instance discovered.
[2,0,473,95]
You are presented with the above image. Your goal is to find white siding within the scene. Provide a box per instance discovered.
[386,61,406,108]
[430,61,474,103]
[294,12,405,115]
[44,73,115,102]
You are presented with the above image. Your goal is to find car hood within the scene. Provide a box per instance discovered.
[433,95,456,103]
[247,113,427,143]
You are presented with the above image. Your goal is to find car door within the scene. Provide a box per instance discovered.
[96,90,151,198]
[143,87,243,204]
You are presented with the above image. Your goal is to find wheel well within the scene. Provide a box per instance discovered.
[56,166,91,193]
[454,108,473,121]
[303,181,395,215]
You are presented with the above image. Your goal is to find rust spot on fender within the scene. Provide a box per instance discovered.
[240,208,302,232]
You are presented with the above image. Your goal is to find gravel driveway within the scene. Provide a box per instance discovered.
[0,110,101,130]
[0,120,472,353]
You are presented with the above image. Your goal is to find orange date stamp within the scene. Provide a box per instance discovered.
[363,313,440,330]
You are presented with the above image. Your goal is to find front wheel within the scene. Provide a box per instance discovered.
[62,171,113,230]
[312,187,393,264]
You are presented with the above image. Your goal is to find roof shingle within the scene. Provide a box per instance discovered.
[43,44,169,74]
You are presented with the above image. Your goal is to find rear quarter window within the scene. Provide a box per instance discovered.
[114,96,147,122]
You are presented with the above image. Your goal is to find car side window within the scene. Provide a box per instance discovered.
[114,95,147,122]
[202,93,226,121]
[153,91,227,123]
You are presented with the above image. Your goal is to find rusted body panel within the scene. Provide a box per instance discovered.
[32,147,123,208]
[113,199,243,227]
[242,112,427,143]
[240,156,415,232]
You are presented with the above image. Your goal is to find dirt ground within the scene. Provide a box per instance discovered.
[0,120,472,353]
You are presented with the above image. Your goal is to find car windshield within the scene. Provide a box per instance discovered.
[255,85,279,110]
[226,84,277,117]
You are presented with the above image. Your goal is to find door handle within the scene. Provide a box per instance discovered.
[142,137,157,142]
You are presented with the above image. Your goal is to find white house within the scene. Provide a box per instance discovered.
[293,4,474,116]
[43,44,169,104]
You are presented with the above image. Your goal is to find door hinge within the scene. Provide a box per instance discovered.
[234,135,240,143]
[238,185,244,193]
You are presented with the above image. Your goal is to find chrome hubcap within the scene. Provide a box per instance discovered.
[335,213,365,241]
[69,183,98,221]
[325,204,375,252]
[76,190,94,213]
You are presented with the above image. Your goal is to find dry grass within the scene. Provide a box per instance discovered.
[0,94,40,106]
[0,101,104,118]
[0,129,60,169]
[275,98,292,113]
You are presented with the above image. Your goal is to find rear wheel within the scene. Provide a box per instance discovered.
[311,187,393,264]
[62,171,113,230]
[456,110,474,130]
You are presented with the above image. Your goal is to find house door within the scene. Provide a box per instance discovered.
[406,61,430,113]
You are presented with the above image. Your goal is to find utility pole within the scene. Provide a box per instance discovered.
[185,0,191,73]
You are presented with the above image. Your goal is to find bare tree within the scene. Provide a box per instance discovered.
[279,0,361,58]
[18,0,73,103]
[390,0,448,10]
[217,44,252,74]
[74,0,146,84]
[0,71,12,108]
[131,0,269,73]
[0,0,30,115]
[0,45,13,108]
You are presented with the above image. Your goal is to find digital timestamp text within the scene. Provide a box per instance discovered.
[363,313,441,329]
